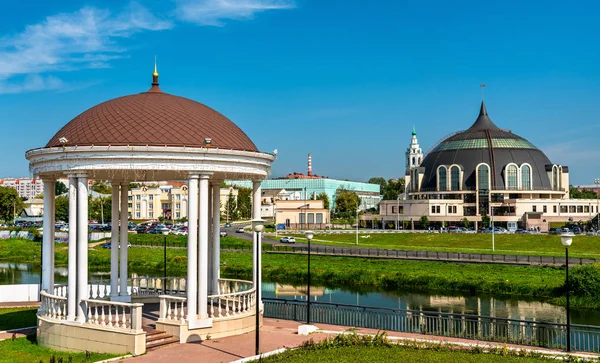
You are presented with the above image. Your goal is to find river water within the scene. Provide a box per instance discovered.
[3,262,600,326]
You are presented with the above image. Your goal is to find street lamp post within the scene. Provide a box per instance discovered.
[251,218,265,356]
[561,233,573,352]
[305,230,314,324]
[162,230,169,294]
[491,205,495,252]
[594,179,600,233]
[396,195,400,231]
[356,209,359,245]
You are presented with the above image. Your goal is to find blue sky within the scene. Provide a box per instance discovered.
[0,0,599,184]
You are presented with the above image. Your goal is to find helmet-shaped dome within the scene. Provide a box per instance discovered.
[419,102,553,190]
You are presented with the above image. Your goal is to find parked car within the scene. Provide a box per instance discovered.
[573,227,582,235]
[235,227,245,233]
[102,243,131,249]
[219,231,228,237]
[135,226,148,234]
[279,236,296,244]
[224,222,232,228]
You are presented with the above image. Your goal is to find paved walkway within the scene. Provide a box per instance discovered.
[124,318,600,363]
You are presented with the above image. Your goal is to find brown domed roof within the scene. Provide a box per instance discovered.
[46,80,257,152]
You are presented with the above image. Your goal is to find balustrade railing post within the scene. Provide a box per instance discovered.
[131,303,143,332]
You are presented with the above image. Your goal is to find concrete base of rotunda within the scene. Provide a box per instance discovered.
[156,311,263,343]
[37,316,146,356]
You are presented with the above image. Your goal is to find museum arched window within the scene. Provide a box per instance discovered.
[450,166,460,191]
[506,164,518,190]
[521,164,531,190]
[477,164,489,190]
[552,165,559,190]
[438,166,447,191]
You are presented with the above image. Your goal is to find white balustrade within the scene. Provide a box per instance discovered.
[158,295,187,323]
[53,284,68,298]
[129,277,187,296]
[218,278,253,295]
[39,290,67,321]
[83,298,143,332]
[207,287,256,319]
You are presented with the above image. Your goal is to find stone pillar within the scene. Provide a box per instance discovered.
[76,175,89,322]
[187,174,199,320]
[198,174,210,319]
[119,182,129,296]
[252,181,261,288]
[110,183,120,297]
[211,182,221,294]
[41,179,55,292]
[67,175,77,321]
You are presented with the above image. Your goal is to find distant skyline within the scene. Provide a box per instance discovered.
[0,0,599,184]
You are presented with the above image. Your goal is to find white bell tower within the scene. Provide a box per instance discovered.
[405,128,423,169]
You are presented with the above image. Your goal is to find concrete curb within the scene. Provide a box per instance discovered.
[229,347,289,363]
[0,326,36,335]
[94,354,133,363]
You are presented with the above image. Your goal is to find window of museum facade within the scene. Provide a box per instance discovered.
[431,205,441,214]
[437,166,447,191]
[477,163,490,191]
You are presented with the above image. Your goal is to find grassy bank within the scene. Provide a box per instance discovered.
[0,307,37,331]
[0,337,119,363]
[262,333,561,363]
[275,232,600,258]
[3,237,600,308]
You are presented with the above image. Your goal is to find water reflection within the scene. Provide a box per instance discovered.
[3,263,600,327]
[262,283,600,326]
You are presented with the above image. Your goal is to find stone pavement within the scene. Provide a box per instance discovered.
[123,318,600,363]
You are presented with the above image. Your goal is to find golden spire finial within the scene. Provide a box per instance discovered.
[153,56,159,77]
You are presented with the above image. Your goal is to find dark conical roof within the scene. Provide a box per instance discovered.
[418,101,553,191]
[467,101,500,131]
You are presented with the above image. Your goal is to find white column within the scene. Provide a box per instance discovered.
[41,179,53,292]
[76,175,89,322]
[110,183,120,297]
[211,182,221,294]
[119,182,129,296]
[48,180,56,291]
[67,176,77,321]
[187,174,199,320]
[207,186,213,294]
[198,174,210,319]
[252,181,261,287]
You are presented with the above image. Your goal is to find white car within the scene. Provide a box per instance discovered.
[279,236,296,244]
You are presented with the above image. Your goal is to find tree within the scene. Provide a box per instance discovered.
[91,180,111,195]
[315,192,330,209]
[89,196,112,224]
[225,190,238,221]
[481,213,490,228]
[419,215,429,229]
[368,177,387,193]
[382,178,406,200]
[236,187,252,219]
[55,196,69,222]
[461,218,470,229]
[55,181,68,195]
[0,186,24,222]
[334,189,360,219]
[570,185,597,199]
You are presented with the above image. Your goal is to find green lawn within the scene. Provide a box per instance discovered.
[0,307,38,331]
[0,337,119,363]
[2,237,597,307]
[275,232,600,258]
[260,345,564,363]
[221,252,566,300]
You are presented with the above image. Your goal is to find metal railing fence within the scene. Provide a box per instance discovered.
[263,298,600,352]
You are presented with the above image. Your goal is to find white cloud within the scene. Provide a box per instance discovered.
[0,0,293,94]
[0,74,64,94]
[0,2,172,94]
[173,0,295,26]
